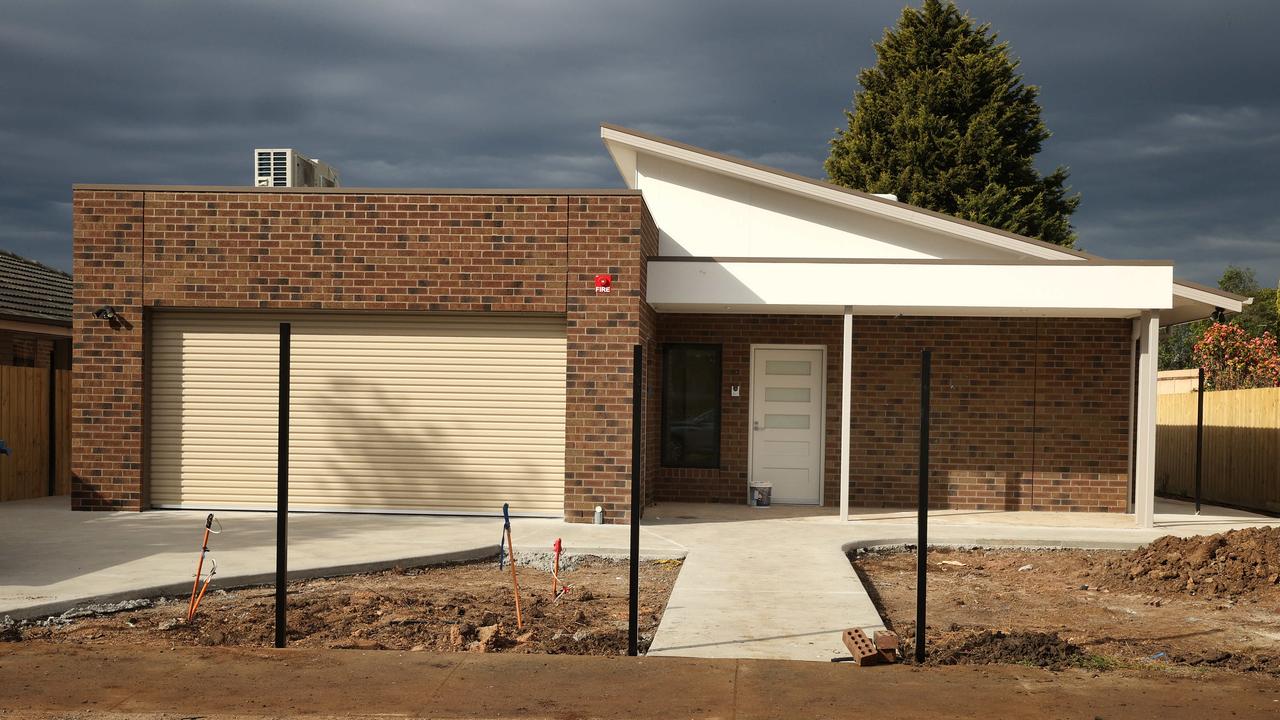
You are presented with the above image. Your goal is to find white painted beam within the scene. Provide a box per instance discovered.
[840,307,852,522]
[1133,311,1160,529]
[648,260,1174,313]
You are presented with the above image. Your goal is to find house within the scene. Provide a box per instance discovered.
[1,250,72,368]
[69,125,1246,526]
[0,249,72,501]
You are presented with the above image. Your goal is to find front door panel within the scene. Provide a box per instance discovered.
[750,347,823,504]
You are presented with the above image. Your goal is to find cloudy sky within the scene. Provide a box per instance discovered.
[2,0,1277,285]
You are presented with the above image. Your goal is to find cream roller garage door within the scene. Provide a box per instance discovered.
[149,312,566,516]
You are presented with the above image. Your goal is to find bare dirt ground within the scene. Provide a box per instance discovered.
[4,644,1280,720]
[5,558,682,656]
[853,527,1280,676]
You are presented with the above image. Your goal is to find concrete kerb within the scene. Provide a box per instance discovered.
[841,537,1148,554]
[4,545,497,623]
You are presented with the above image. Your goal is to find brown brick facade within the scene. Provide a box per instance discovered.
[651,314,1132,512]
[72,186,1132,520]
[72,189,650,520]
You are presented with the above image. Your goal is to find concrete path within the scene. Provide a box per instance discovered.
[643,498,1280,662]
[0,496,684,620]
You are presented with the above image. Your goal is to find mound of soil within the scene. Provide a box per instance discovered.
[853,546,1280,677]
[14,558,681,656]
[902,627,1088,670]
[1104,526,1280,599]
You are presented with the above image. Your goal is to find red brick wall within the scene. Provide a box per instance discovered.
[650,314,1132,512]
[72,191,146,510]
[564,195,650,523]
[654,314,844,504]
[72,189,648,520]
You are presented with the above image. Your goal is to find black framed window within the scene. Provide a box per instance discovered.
[661,343,721,468]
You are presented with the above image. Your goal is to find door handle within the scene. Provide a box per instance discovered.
[753,420,761,431]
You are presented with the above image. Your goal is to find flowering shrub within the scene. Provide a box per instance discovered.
[1192,322,1280,390]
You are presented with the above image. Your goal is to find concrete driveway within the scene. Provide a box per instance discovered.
[0,496,683,620]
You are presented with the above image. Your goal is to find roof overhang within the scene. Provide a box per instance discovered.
[648,258,1174,317]
[1165,280,1251,327]
[602,124,1094,262]
[0,315,73,336]
[604,123,1254,326]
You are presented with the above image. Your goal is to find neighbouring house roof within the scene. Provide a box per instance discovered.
[0,250,73,326]
[599,123,1249,322]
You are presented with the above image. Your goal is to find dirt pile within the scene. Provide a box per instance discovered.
[1104,526,1280,599]
[15,558,681,656]
[903,628,1089,670]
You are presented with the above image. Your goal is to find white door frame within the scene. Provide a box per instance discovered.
[747,343,827,505]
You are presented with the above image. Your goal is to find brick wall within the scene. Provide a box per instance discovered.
[650,314,1132,512]
[654,314,844,504]
[72,191,145,510]
[72,188,647,520]
[564,195,650,523]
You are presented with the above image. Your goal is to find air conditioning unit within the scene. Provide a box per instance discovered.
[254,149,340,188]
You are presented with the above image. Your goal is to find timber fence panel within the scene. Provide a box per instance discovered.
[1156,387,1280,513]
[0,366,52,501]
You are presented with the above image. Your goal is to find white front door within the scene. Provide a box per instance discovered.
[750,347,824,505]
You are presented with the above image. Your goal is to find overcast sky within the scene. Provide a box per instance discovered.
[2,0,1277,285]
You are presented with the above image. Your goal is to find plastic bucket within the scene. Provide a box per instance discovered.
[750,483,772,508]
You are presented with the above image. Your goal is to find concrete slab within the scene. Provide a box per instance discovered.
[0,496,685,620]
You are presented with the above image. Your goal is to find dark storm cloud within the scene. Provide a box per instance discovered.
[2,0,1277,286]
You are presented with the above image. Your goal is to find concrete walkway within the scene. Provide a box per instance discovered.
[643,498,1280,662]
[3,496,1277,664]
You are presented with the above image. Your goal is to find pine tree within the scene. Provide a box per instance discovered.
[825,0,1079,246]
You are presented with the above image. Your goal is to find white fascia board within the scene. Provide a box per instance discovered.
[647,260,1173,313]
[1172,282,1246,313]
[602,136,637,187]
[601,127,1083,262]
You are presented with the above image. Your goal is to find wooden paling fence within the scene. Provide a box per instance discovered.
[1156,386,1280,514]
[0,366,70,501]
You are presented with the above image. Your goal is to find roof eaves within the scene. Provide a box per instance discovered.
[1173,278,1252,310]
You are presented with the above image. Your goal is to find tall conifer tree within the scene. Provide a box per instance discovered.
[826,0,1079,246]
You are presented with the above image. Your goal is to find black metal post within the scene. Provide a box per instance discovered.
[275,322,291,649]
[628,344,643,657]
[1195,366,1204,515]
[915,349,932,664]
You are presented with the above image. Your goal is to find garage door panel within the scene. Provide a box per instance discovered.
[149,312,567,516]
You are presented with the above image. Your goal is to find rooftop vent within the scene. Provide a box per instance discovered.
[254,149,340,188]
[872,193,898,202]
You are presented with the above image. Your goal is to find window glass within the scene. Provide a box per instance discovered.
[662,344,721,468]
